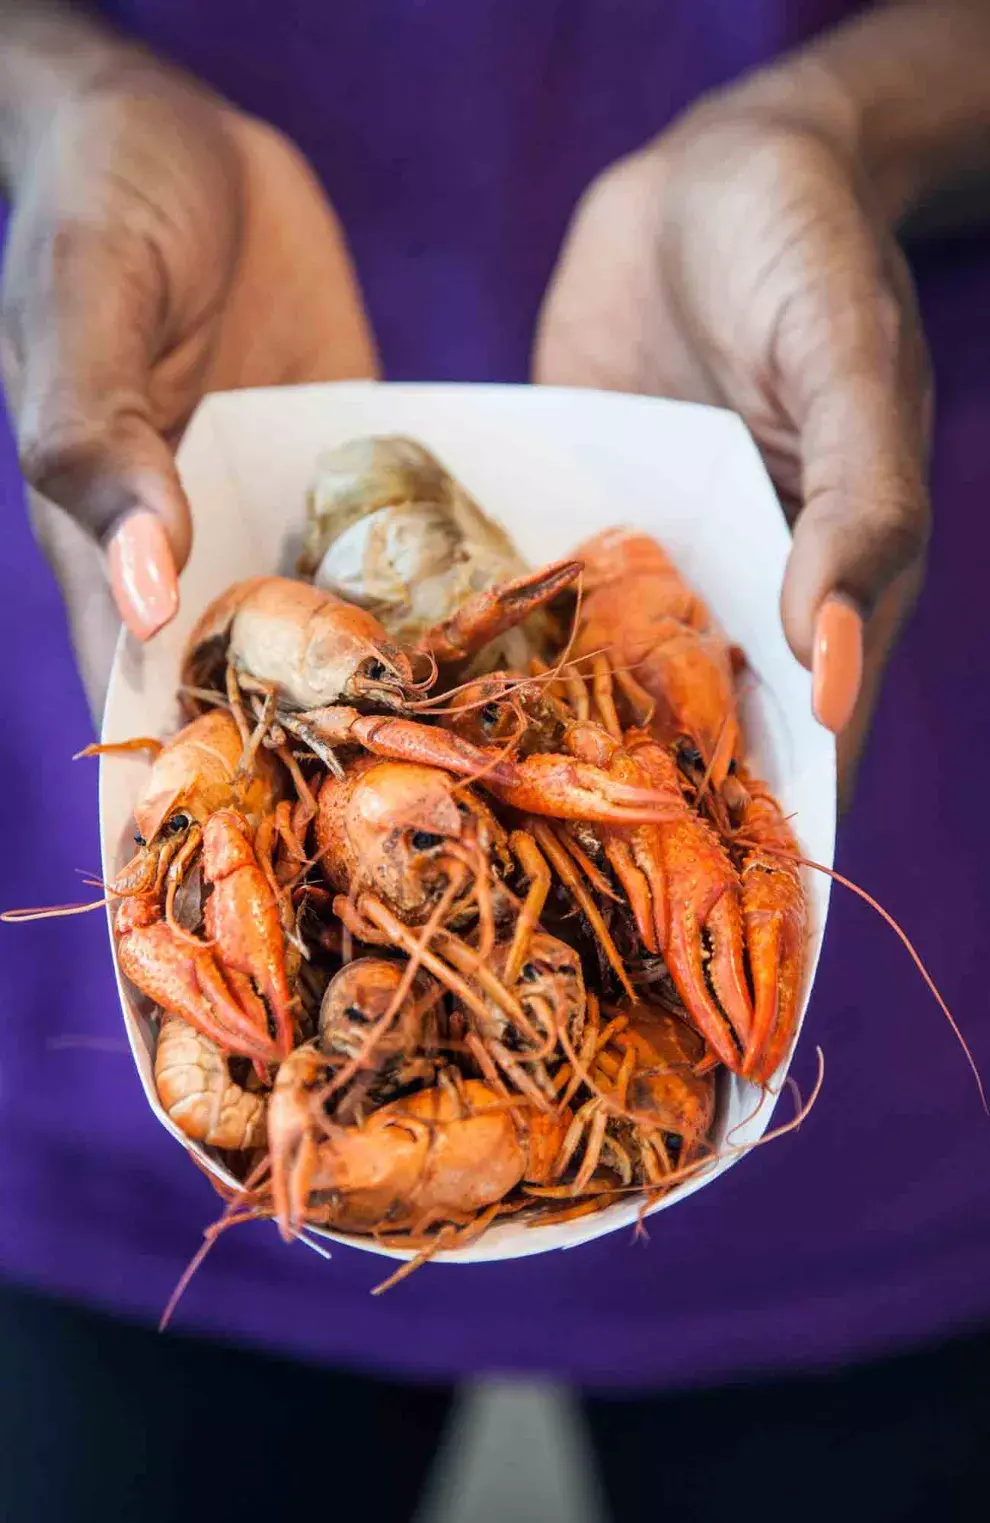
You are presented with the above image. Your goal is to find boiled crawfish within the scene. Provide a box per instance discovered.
[180,571,672,827]
[269,1067,568,1243]
[117,808,297,1065]
[300,434,563,673]
[88,709,281,900]
[570,527,741,785]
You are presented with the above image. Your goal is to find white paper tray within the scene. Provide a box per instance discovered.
[100,382,835,1265]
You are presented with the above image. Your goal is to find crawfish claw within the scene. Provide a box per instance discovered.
[421,559,582,663]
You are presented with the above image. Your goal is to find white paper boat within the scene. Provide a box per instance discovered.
[99,382,836,1266]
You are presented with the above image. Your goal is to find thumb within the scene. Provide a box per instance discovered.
[27,491,122,726]
[5,223,189,639]
[778,280,931,737]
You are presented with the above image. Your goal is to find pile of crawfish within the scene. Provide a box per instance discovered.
[99,437,808,1264]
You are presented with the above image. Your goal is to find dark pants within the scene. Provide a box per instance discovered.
[2,1285,989,1522]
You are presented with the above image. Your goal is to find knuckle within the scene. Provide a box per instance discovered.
[17,414,106,504]
[572,148,657,231]
[875,499,930,569]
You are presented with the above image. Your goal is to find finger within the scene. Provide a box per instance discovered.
[28,491,121,726]
[5,223,186,638]
[834,561,923,813]
[533,151,720,402]
[204,116,381,390]
[778,257,931,732]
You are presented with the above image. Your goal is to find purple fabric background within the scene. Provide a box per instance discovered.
[2,1,989,1391]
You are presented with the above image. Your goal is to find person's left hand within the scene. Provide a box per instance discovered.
[535,83,931,807]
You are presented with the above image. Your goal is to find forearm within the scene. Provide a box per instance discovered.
[726,1,990,231]
[0,1,141,192]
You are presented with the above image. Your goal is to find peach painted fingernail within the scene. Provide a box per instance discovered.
[812,594,863,734]
[108,511,179,640]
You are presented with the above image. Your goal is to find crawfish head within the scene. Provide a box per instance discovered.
[316,759,509,925]
[306,609,420,712]
[318,956,440,1069]
[442,672,569,755]
[114,711,280,897]
[113,809,195,897]
[184,576,428,713]
[488,931,586,1051]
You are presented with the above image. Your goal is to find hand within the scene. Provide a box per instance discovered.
[535,88,931,804]
[1,60,377,716]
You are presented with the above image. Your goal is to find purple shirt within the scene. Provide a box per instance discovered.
[2,1,989,1391]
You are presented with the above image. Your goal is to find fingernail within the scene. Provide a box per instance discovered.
[813,594,863,734]
[108,511,179,640]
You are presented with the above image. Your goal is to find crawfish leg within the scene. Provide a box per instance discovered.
[591,654,623,741]
[254,807,306,957]
[529,654,580,716]
[563,668,590,722]
[163,825,204,940]
[485,1040,554,1113]
[224,663,254,754]
[332,895,394,948]
[224,967,278,1078]
[254,810,283,901]
[626,734,754,1066]
[556,993,601,1109]
[238,684,278,778]
[557,827,621,902]
[266,707,344,780]
[191,970,281,1066]
[432,928,544,1048]
[524,1194,619,1227]
[602,1133,634,1186]
[603,836,658,956]
[505,830,552,986]
[613,665,656,728]
[275,742,318,833]
[573,1102,609,1193]
[553,1097,597,1180]
[529,821,636,1002]
[354,896,507,1029]
[465,1032,515,1103]
[76,736,164,761]
[462,828,496,961]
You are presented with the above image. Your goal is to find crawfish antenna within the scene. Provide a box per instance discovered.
[1,898,109,923]
[790,854,988,1115]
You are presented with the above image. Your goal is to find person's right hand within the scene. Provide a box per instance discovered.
[1,60,378,716]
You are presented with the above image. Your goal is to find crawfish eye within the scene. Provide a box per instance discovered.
[679,744,703,770]
[344,1004,365,1022]
[481,703,500,726]
[411,830,444,852]
[727,757,738,775]
[164,813,191,836]
[365,659,390,683]
[133,833,146,847]
[520,962,540,982]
